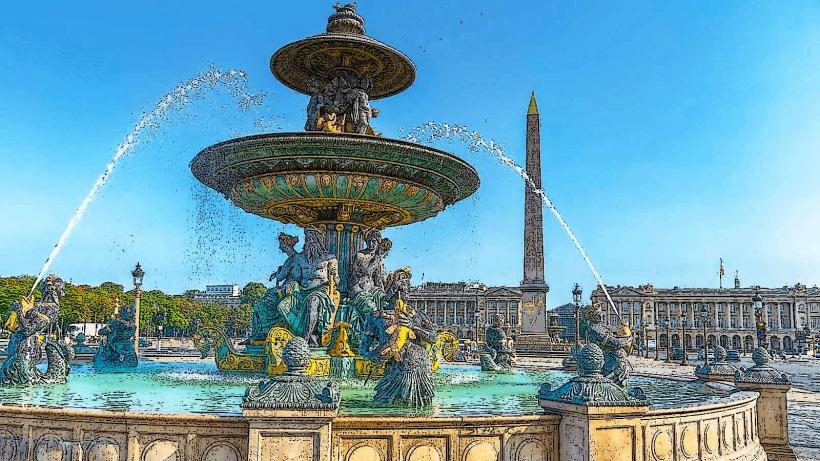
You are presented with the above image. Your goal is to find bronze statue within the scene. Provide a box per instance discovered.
[246,228,340,347]
[94,303,138,368]
[358,268,437,406]
[583,304,633,388]
[480,314,516,372]
[0,274,74,385]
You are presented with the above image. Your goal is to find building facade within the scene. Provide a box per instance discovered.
[191,284,242,307]
[549,303,577,342]
[591,280,820,353]
[407,282,522,340]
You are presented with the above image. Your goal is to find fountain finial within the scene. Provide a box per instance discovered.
[327,3,365,35]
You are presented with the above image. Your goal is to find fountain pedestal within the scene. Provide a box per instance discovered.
[244,409,336,461]
[734,348,795,460]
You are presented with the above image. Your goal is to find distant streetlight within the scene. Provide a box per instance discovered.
[700,304,710,366]
[664,319,671,363]
[572,283,582,352]
[680,307,689,366]
[753,289,766,349]
[131,263,145,354]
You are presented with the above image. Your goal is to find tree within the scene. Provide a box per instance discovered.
[241,282,267,306]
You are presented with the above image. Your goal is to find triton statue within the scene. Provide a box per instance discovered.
[583,304,634,388]
[480,314,516,372]
[94,302,138,368]
[246,228,340,347]
[0,274,74,385]
[359,267,437,407]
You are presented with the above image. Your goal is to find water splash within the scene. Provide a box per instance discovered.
[403,122,619,320]
[29,66,265,296]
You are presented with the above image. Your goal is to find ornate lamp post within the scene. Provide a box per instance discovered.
[680,308,689,366]
[641,315,649,358]
[572,283,582,352]
[700,304,710,366]
[653,315,660,361]
[131,263,144,354]
[664,318,672,363]
[753,289,766,349]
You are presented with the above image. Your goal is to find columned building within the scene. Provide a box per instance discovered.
[407,282,522,341]
[591,280,820,353]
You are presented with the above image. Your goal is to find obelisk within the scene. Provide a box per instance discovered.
[520,92,550,334]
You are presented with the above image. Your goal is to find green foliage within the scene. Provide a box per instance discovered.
[0,275,246,336]
[240,282,267,305]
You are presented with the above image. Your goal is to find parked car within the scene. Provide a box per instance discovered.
[138,338,153,348]
[726,350,741,362]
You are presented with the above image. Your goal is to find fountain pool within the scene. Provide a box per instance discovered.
[0,361,722,417]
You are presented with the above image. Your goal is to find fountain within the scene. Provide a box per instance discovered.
[0,4,787,461]
[191,2,473,380]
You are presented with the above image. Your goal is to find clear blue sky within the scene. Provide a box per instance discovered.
[1,1,818,305]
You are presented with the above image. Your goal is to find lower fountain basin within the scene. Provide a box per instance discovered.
[0,360,721,417]
[0,360,767,461]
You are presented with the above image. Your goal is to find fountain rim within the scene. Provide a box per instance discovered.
[190,131,480,204]
[270,32,416,99]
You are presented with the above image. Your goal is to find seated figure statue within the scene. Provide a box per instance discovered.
[480,314,516,372]
[94,303,138,368]
[346,230,391,345]
[246,228,340,347]
[358,268,437,407]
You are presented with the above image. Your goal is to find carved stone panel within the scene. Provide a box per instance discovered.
[259,433,317,461]
[592,427,634,461]
[202,441,241,461]
[647,425,674,461]
[0,429,20,461]
[460,438,499,461]
[340,438,390,461]
[84,437,122,461]
[400,437,447,461]
[34,434,68,461]
[142,439,179,461]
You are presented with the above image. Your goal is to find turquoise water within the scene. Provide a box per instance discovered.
[0,360,721,417]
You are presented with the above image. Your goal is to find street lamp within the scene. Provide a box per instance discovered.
[699,304,710,366]
[680,308,689,366]
[753,289,766,350]
[664,318,672,363]
[572,283,582,352]
[653,315,660,361]
[131,263,145,354]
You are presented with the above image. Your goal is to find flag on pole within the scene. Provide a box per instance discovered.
[719,258,725,289]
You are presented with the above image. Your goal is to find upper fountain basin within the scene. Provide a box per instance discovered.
[190,132,480,228]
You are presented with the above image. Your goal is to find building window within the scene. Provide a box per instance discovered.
[729,303,736,313]
[730,319,736,328]
[510,314,518,325]
[813,319,818,329]
[811,303,819,313]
